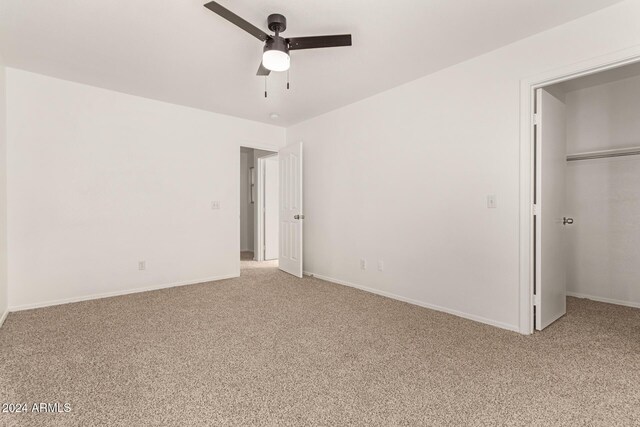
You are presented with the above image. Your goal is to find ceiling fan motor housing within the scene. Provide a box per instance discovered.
[267,14,287,33]
[264,35,289,55]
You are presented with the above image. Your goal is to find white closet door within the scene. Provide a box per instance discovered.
[535,88,568,330]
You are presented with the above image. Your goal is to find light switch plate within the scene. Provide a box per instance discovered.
[211,201,221,210]
[487,195,497,209]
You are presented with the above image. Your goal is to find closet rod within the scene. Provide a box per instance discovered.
[566,146,640,162]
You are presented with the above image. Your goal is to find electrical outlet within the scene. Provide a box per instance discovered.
[360,259,367,270]
[138,261,146,271]
[378,260,384,272]
[211,201,220,210]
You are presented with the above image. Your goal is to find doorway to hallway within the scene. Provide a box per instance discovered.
[240,147,279,265]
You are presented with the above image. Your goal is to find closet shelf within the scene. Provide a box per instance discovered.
[566,146,640,162]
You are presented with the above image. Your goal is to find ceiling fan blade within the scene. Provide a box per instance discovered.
[287,34,352,51]
[257,62,271,76]
[203,1,269,42]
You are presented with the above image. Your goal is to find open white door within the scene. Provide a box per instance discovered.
[279,142,303,277]
[264,155,279,260]
[535,88,567,330]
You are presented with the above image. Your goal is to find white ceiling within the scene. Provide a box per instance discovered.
[0,0,625,126]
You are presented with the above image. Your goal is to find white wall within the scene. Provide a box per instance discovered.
[240,148,254,252]
[0,55,7,325]
[565,74,640,307]
[6,69,285,310]
[565,74,640,154]
[287,0,640,331]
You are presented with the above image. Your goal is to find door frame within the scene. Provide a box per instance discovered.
[256,153,278,262]
[518,46,640,335]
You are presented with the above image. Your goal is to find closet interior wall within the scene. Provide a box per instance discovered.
[564,73,640,308]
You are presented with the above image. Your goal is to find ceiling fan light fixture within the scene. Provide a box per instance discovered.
[204,2,352,78]
[263,37,290,72]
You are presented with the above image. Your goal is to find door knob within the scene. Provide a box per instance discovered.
[294,214,305,220]
[563,217,574,225]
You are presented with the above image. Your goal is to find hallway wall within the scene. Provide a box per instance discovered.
[240,148,254,252]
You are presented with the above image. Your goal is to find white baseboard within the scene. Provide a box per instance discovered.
[566,291,640,309]
[0,308,8,328]
[304,271,520,333]
[8,273,239,312]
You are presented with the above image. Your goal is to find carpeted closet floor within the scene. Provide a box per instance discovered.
[1,256,639,426]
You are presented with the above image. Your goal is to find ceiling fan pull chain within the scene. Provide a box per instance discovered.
[287,69,290,90]
[264,76,268,98]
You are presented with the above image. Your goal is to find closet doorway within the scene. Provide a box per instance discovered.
[532,62,640,331]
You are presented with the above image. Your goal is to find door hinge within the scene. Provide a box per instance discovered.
[533,113,540,125]
[532,204,538,215]
[534,294,541,306]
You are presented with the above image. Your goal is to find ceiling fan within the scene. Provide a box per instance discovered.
[203,1,352,76]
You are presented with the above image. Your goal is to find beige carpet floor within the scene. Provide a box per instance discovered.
[1,258,639,426]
